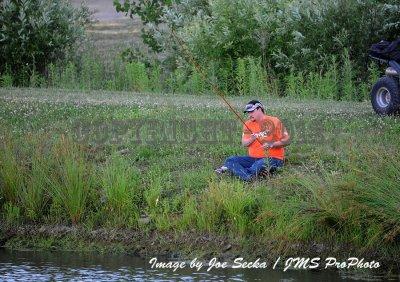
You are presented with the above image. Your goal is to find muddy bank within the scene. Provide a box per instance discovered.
[1,222,399,270]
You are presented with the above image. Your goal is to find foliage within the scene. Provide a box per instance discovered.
[115,0,400,85]
[274,0,400,73]
[0,0,90,85]
[114,0,173,52]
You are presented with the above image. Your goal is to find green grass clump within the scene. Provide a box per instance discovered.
[100,154,141,226]
[125,61,150,92]
[20,149,48,221]
[0,141,23,205]
[47,136,92,224]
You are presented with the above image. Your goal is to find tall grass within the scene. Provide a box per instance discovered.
[149,64,162,93]
[20,150,48,221]
[185,67,205,94]
[235,58,247,96]
[100,154,141,226]
[0,135,93,224]
[286,70,305,98]
[60,62,79,89]
[125,61,150,92]
[80,55,105,90]
[48,136,91,224]
[3,49,377,101]
[0,138,24,205]
[284,51,374,101]
[0,71,13,87]
[350,150,400,245]
[341,49,356,101]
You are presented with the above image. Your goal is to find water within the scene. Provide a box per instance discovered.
[0,249,395,281]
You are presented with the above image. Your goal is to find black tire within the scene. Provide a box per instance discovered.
[370,76,400,115]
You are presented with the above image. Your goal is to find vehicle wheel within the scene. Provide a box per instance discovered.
[370,76,400,115]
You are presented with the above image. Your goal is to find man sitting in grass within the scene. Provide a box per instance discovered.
[215,100,290,181]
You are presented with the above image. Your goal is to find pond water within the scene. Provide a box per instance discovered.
[0,249,395,281]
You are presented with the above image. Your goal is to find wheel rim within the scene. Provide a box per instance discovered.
[376,87,391,108]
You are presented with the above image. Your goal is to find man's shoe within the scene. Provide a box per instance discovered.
[215,166,228,175]
[257,167,270,178]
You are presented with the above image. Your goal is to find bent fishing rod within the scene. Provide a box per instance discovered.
[169,28,265,143]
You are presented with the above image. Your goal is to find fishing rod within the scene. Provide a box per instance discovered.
[169,28,265,144]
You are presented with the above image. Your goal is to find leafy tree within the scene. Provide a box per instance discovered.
[273,0,400,73]
[113,0,173,52]
[0,0,90,85]
[116,0,400,77]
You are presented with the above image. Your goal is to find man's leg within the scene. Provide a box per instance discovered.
[253,158,284,178]
[248,158,266,178]
[224,156,256,181]
[268,157,284,175]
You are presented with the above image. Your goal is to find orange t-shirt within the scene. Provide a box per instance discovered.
[242,115,286,160]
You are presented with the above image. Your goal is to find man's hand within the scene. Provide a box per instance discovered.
[253,130,270,138]
[242,130,272,147]
[262,141,277,149]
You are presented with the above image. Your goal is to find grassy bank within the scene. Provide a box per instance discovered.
[0,87,400,263]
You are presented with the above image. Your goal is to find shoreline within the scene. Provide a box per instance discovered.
[1,223,399,271]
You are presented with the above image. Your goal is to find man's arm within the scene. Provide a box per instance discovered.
[262,124,290,149]
[271,127,290,148]
[242,133,257,147]
[241,123,256,147]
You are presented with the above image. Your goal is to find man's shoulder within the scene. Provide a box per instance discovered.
[243,120,255,132]
[244,119,254,126]
[263,115,281,124]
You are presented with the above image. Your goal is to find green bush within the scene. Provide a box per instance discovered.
[0,0,90,85]
[117,0,400,91]
[273,0,400,74]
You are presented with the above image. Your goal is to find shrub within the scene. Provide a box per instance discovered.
[0,0,90,85]
[117,0,400,93]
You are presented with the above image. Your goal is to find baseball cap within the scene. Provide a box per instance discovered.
[243,100,264,113]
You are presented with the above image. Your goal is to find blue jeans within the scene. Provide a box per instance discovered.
[224,156,284,181]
